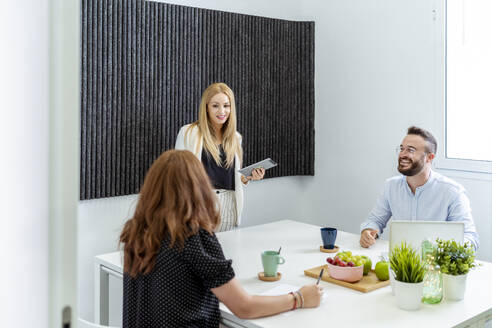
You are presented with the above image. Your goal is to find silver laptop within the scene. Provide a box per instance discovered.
[389,220,464,255]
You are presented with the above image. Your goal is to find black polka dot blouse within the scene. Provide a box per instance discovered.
[123,229,235,328]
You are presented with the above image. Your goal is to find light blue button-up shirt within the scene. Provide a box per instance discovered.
[360,170,479,250]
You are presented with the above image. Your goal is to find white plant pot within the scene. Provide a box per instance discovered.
[389,268,396,296]
[442,273,468,301]
[394,280,424,311]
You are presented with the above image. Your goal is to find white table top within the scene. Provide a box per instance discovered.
[96,220,492,328]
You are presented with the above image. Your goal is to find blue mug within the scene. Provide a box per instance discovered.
[320,227,337,249]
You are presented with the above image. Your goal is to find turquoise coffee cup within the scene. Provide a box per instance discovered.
[261,251,285,277]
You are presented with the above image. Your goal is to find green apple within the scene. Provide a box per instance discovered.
[375,261,389,281]
[361,255,372,275]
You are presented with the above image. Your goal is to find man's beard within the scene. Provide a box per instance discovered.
[397,155,425,176]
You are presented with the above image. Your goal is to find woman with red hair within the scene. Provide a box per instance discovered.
[120,150,322,328]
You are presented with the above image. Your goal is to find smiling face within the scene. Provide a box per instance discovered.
[397,134,430,176]
[207,92,231,130]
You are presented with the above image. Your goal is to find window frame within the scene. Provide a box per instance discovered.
[434,0,492,175]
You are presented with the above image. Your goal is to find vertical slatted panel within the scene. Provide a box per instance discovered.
[81,0,315,200]
[100,0,107,195]
[95,0,103,198]
[108,0,115,196]
[90,0,97,196]
[120,0,128,196]
[81,0,88,199]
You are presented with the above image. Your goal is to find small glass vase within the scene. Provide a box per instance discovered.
[421,240,443,304]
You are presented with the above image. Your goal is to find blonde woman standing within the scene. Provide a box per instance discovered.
[175,83,265,232]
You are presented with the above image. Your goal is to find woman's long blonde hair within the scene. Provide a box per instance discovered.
[188,82,242,168]
[119,150,220,278]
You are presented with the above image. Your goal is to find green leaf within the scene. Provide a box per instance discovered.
[390,242,425,283]
[435,238,477,275]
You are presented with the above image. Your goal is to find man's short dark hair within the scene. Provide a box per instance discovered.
[407,126,437,154]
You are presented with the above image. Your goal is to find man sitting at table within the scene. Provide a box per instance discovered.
[359,126,479,250]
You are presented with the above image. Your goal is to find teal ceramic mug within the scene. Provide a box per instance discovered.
[261,251,286,277]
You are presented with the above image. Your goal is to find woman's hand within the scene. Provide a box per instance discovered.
[298,284,323,308]
[212,278,323,319]
[247,168,265,181]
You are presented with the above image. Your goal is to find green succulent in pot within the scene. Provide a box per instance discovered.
[435,239,478,276]
[390,242,426,283]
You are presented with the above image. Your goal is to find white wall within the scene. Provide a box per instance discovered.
[297,0,437,231]
[0,1,50,327]
[77,0,307,323]
[441,171,492,261]
[297,0,492,261]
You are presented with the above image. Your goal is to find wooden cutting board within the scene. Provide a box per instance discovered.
[304,264,390,293]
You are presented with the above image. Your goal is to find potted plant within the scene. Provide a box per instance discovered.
[435,238,478,301]
[389,242,426,310]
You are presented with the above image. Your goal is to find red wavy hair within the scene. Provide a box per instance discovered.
[120,150,220,277]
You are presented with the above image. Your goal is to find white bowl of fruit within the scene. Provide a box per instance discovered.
[326,251,364,283]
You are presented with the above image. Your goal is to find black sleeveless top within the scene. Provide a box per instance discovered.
[201,145,235,190]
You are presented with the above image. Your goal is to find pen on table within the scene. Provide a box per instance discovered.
[316,268,324,285]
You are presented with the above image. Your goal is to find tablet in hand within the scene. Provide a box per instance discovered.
[238,158,277,177]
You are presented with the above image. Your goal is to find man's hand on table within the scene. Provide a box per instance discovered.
[360,229,378,248]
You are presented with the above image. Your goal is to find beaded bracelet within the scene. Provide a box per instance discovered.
[289,292,297,310]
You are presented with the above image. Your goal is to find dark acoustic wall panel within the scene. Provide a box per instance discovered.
[81,0,315,200]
